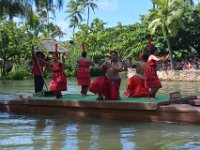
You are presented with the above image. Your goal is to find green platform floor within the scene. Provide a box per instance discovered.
[30,94,172,103]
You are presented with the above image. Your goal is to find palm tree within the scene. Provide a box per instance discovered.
[0,0,63,21]
[153,4,156,9]
[65,0,84,37]
[30,0,63,33]
[187,0,194,5]
[79,0,98,25]
[37,6,56,36]
[31,0,63,10]
[148,0,186,70]
[0,0,32,21]
[50,25,66,40]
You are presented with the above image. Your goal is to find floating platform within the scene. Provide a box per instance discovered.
[0,94,200,124]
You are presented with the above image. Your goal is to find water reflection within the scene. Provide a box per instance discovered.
[1,113,200,150]
[120,128,135,150]
[0,78,200,101]
[1,79,200,149]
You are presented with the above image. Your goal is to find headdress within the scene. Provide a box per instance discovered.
[148,38,152,50]
[54,43,59,62]
[109,49,113,55]
[81,43,86,52]
[139,52,145,60]
[55,43,58,54]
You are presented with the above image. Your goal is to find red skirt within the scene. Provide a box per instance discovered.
[144,66,162,88]
[89,76,121,100]
[77,68,90,86]
[124,75,149,98]
[49,71,67,91]
[77,60,91,86]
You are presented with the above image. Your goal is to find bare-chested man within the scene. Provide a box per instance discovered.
[89,50,123,100]
[124,52,150,98]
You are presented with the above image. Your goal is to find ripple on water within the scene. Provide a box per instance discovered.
[0,93,19,100]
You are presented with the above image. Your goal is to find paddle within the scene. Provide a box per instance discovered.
[31,44,54,96]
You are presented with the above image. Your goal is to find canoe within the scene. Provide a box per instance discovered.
[0,94,200,125]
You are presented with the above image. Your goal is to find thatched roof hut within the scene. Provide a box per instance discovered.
[39,38,68,54]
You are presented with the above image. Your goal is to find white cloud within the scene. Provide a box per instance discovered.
[97,0,118,12]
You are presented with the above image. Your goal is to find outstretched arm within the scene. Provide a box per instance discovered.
[150,55,169,62]
[99,61,108,70]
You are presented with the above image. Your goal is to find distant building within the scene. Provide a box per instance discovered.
[39,38,68,54]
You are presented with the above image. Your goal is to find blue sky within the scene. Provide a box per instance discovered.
[54,0,199,41]
[54,0,153,41]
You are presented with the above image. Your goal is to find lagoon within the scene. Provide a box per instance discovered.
[0,78,200,150]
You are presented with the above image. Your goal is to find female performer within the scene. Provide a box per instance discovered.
[144,46,168,99]
[77,44,94,96]
[49,44,67,98]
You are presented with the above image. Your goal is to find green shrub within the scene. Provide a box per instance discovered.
[8,64,31,80]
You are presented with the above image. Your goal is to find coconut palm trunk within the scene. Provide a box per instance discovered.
[72,18,76,37]
[87,6,90,25]
[153,3,156,9]
[166,34,174,70]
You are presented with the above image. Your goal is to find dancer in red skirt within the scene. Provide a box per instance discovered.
[144,46,169,99]
[77,45,94,96]
[124,53,149,98]
[49,53,67,99]
[89,50,123,100]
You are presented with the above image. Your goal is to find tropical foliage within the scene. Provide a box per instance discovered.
[0,0,200,78]
[147,0,186,69]
[65,0,84,36]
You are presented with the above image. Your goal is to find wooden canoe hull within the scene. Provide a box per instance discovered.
[0,95,200,124]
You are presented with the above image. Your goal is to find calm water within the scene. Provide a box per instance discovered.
[0,78,200,150]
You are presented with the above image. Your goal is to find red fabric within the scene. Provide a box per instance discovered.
[49,64,67,91]
[186,64,192,70]
[124,75,149,98]
[54,57,58,62]
[148,38,152,50]
[139,52,144,59]
[55,43,58,53]
[144,60,162,88]
[77,60,91,86]
[89,76,121,100]
[109,50,113,55]
[32,59,45,76]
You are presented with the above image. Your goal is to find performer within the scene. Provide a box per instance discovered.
[144,46,169,99]
[89,50,123,100]
[77,44,94,96]
[31,45,46,93]
[124,52,149,98]
[48,44,67,98]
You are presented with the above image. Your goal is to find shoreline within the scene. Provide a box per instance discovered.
[127,69,200,82]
